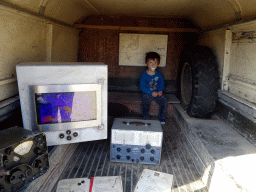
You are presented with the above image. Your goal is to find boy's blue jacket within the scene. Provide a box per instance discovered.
[140,70,165,95]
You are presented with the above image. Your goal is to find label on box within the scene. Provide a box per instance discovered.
[56,178,90,192]
[134,169,173,192]
[91,176,123,192]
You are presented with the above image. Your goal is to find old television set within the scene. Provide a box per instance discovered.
[16,62,108,146]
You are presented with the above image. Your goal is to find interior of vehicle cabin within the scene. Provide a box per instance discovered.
[1,0,256,191]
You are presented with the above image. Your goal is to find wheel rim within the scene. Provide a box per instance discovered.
[181,62,192,106]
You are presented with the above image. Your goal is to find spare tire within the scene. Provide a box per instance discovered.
[178,46,219,118]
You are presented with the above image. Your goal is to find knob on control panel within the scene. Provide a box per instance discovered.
[141,149,145,153]
[34,147,42,154]
[66,130,71,135]
[146,144,151,149]
[67,136,72,141]
[59,133,65,139]
[73,132,78,137]
[150,157,154,162]
[151,150,155,154]
[140,157,144,161]
[5,148,13,155]
[116,155,121,159]
[127,148,131,152]
[126,156,130,160]
[117,148,121,152]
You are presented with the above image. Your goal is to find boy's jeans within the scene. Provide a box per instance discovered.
[142,93,167,121]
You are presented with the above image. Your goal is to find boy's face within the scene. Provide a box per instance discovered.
[146,58,159,71]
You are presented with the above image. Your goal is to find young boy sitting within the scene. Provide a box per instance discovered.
[140,52,167,124]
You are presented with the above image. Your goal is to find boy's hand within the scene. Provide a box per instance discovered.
[152,92,158,97]
[157,91,163,96]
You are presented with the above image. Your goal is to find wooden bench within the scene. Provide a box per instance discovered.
[108,92,180,104]
[108,92,180,117]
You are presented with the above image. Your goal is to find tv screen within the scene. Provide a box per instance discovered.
[35,91,97,124]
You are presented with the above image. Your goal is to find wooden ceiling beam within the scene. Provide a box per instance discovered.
[73,24,200,32]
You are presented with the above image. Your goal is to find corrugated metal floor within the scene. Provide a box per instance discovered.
[51,116,208,192]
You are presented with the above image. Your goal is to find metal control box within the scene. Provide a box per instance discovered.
[0,126,49,192]
[110,118,163,165]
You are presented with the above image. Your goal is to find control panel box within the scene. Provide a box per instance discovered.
[0,126,49,192]
[110,118,163,165]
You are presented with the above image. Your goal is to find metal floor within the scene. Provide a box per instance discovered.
[51,116,208,192]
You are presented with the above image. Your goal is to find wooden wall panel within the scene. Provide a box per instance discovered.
[77,16,196,80]
[78,29,187,80]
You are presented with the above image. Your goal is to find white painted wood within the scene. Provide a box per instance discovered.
[218,90,256,120]
[0,5,79,101]
[46,24,53,62]
[222,30,232,91]
[228,79,256,104]
[0,78,17,86]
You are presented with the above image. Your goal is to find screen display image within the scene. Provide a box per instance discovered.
[35,91,97,124]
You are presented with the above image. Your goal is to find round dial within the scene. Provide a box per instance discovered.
[59,133,65,139]
[116,155,121,159]
[146,144,151,149]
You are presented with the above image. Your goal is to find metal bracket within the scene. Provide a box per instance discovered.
[97,79,104,85]
[98,125,104,130]
[233,31,256,43]
[39,6,46,15]
[235,12,242,21]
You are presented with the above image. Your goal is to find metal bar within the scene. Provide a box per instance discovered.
[168,136,193,192]
[180,141,207,191]
[162,139,180,191]
[0,78,16,86]
[81,141,102,178]
[94,141,107,177]
[66,143,87,179]
[73,141,95,178]
[100,147,110,176]
[124,163,127,191]
[131,163,134,192]
[163,139,181,192]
